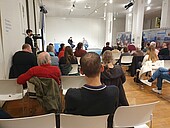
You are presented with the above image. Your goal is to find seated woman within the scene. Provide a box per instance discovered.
[58,43,65,60]
[59,46,78,75]
[74,42,87,57]
[46,45,59,66]
[101,50,129,106]
[142,45,158,66]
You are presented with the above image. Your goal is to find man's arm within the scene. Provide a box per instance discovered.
[17,68,34,84]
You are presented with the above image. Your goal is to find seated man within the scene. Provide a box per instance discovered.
[17,52,61,85]
[64,52,119,128]
[148,67,170,94]
[9,44,37,78]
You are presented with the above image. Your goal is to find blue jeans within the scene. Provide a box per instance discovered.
[151,67,170,90]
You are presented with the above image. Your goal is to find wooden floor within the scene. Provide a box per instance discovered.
[125,75,170,128]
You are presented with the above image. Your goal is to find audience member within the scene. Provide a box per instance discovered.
[101,42,113,55]
[101,50,129,106]
[59,46,78,75]
[142,45,158,66]
[74,42,87,57]
[142,43,150,53]
[25,29,34,51]
[17,52,61,85]
[127,42,136,53]
[68,37,75,48]
[131,47,144,56]
[9,44,37,79]
[118,47,131,65]
[58,43,65,53]
[158,42,169,56]
[64,52,119,128]
[150,41,159,55]
[112,46,120,53]
[46,45,59,66]
[82,37,89,50]
[58,43,65,60]
[146,67,170,94]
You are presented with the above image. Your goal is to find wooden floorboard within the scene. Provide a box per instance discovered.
[125,75,170,128]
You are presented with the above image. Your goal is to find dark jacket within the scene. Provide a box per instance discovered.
[101,65,129,106]
[9,51,37,79]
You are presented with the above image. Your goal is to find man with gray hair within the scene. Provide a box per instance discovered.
[17,52,61,85]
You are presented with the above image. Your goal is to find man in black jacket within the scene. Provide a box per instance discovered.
[64,52,119,128]
[9,44,37,79]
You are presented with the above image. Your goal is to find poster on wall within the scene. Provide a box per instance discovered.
[116,32,131,46]
[164,29,170,42]
[156,30,166,43]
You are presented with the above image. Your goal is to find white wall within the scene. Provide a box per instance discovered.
[0,0,40,79]
[46,17,106,48]
[113,18,126,45]
[0,0,28,79]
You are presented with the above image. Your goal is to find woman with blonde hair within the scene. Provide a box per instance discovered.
[101,50,129,106]
[142,45,158,66]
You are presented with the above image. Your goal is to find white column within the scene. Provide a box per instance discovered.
[131,0,145,48]
[105,12,113,44]
[125,13,132,32]
[160,0,170,28]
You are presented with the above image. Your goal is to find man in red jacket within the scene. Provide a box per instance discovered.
[17,52,61,85]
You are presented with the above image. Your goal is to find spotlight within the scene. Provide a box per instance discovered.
[124,1,134,10]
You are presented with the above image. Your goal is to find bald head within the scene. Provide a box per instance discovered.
[37,52,51,65]
[22,44,32,53]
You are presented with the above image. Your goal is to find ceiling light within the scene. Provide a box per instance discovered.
[105,3,108,6]
[104,17,106,20]
[146,6,151,11]
[95,10,98,13]
[147,0,151,5]
[114,17,116,21]
[129,6,133,12]
[109,0,113,4]
[71,8,74,12]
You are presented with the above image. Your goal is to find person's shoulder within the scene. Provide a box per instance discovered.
[65,88,81,98]
[105,85,119,95]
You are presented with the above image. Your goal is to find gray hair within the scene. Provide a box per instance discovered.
[37,52,51,65]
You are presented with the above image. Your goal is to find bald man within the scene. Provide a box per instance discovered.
[17,52,61,85]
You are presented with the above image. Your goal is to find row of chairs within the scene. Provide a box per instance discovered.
[0,101,159,128]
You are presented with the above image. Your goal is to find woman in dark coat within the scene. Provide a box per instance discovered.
[101,50,129,106]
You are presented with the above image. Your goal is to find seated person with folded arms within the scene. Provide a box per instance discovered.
[64,52,119,128]
[9,44,37,79]
[17,52,61,85]
[101,50,129,106]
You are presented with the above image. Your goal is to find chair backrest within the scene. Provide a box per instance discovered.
[112,52,121,60]
[61,76,86,95]
[151,60,164,70]
[68,64,79,75]
[0,113,56,128]
[164,60,170,69]
[0,79,23,101]
[113,101,159,127]
[60,114,108,128]
[121,56,133,64]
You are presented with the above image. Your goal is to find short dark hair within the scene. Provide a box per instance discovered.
[26,29,32,34]
[80,52,101,77]
[106,42,110,46]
